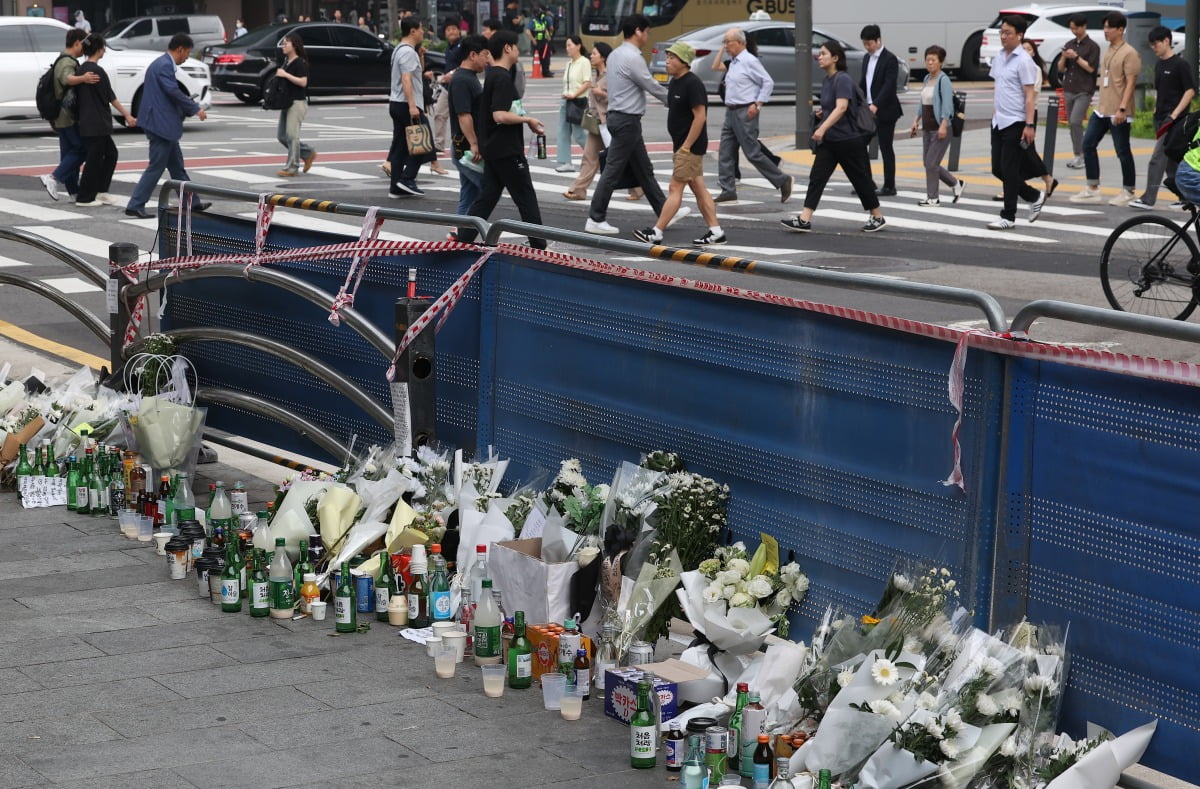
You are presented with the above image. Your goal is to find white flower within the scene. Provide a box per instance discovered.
[924,719,945,739]
[593,483,610,501]
[892,573,914,592]
[1024,675,1059,697]
[981,656,1005,679]
[716,569,742,587]
[870,699,904,721]
[729,592,754,608]
[939,739,960,760]
[791,573,810,594]
[975,692,998,717]
[699,559,720,576]
[731,541,747,554]
[776,589,794,608]
[722,585,737,600]
[837,669,854,688]
[902,637,923,655]
[999,736,1018,757]
[943,708,963,731]
[702,584,723,604]
[945,579,956,591]
[746,576,773,599]
[727,558,750,577]
[917,692,938,710]
[871,658,899,686]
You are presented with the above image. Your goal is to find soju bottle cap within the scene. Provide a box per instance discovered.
[303,573,316,583]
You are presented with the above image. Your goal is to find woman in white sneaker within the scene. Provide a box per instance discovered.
[73,35,135,208]
[909,45,963,207]
[554,36,592,172]
[781,41,885,233]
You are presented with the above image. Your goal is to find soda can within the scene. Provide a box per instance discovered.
[628,640,654,666]
[355,573,374,613]
[705,725,728,784]
[536,133,547,160]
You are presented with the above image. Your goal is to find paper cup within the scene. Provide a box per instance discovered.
[431,621,457,639]
[442,630,467,662]
[310,601,327,621]
[425,635,443,657]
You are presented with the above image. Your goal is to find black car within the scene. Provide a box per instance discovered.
[202,22,444,104]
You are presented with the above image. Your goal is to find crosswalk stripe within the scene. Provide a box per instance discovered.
[302,166,376,180]
[888,189,1102,217]
[810,208,1056,244]
[40,277,102,294]
[236,212,421,242]
[16,226,121,259]
[0,196,88,223]
[0,255,31,268]
[194,168,286,185]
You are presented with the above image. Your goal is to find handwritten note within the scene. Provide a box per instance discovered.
[17,476,68,508]
[521,506,547,540]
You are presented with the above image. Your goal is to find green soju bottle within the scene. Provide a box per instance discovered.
[507,610,532,688]
[630,677,657,768]
[15,444,33,479]
[75,450,92,515]
[728,681,749,767]
[376,552,397,622]
[64,455,80,510]
[87,452,104,517]
[32,445,48,477]
[220,541,242,613]
[293,539,311,592]
[249,550,270,618]
[334,561,356,633]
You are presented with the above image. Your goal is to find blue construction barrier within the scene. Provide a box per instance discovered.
[159,211,1197,782]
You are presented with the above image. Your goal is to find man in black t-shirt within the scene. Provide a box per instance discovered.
[633,43,724,246]
[453,31,549,249]
[448,36,487,215]
[1130,26,1196,209]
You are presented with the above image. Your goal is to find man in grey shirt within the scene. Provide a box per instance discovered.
[387,17,427,197]
[715,27,792,203]
[585,14,688,234]
[1056,13,1100,169]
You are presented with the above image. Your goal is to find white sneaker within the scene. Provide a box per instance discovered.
[952,179,965,203]
[1069,187,1102,204]
[1065,155,1085,169]
[1028,191,1045,223]
[1128,198,1155,210]
[97,192,120,206]
[917,197,940,207]
[554,164,575,173]
[1108,188,1135,207]
[987,218,1017,230]
[75,199,104,207]
[585,218,620,235]
[665,206,691,228]
[39,174,60,201]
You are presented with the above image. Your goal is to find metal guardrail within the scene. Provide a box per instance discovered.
[196,386,350,461]
[0,227,106,287]
[0,272,109,344]
[1011,299,1200,343]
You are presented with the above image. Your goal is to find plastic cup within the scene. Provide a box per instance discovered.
[153,532,171,555]
[541,673,567,710]
[560,684,584,720]
[442,630,467,662]
[434,646,457,679]
[137,515,154,542]
[481,665,505,697]
[425,635,443,657]
[119,509,138,538]
[310,601,327,621]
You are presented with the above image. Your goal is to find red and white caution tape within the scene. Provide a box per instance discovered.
[328,207,384,326]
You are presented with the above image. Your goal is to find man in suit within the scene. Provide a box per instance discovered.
[860,24,903,196]
[125,33,209,218]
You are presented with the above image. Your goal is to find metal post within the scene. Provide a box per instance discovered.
[107,242,137,377]
[1042,94,1059,177]
[948,90,967,172]
[794,0,812,150]
[393,274,436,453]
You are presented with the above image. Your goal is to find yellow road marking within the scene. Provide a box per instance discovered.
[0,319,105,370]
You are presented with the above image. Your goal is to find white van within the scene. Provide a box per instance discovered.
[102,15,227,52]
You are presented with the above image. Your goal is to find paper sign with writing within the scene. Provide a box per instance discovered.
[17,475,68,508]
[521,506,547,540]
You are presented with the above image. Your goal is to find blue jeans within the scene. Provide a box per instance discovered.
[51,124,85,194]
[127,132,196,213]
[556,101,588,166]
[454,158,483,216]
[1082,112,1135,188]
[1175,159,1200,205]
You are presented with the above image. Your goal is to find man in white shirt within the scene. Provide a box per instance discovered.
[987,15,1046,229]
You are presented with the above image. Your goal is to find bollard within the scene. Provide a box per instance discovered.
[1043,93,1060,176]
[108,242,138,376]
[948,90,967,172]
[393,269,436,453]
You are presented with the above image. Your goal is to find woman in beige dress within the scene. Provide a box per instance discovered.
[563,42,642,201]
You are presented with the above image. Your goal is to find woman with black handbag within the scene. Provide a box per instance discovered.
[554,36,592,172]
[274,32,316,177]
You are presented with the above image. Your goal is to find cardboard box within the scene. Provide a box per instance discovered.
[489,538,575,624]
[605,667,679,726]
[526,624,593,679]
[0,416,45,464]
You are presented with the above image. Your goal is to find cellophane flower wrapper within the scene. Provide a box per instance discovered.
[457,497,515,571]
[130,395,203,471]
[677,569,774,654]
[268,508,315,563]
[613,545,682,659]
[1036,720,1156,789]
[0,380,23,417]
[317,484,363,557]
[856,708,983,789]
[325,519,389,583]
[938,625,1027,728]
[456,446,508,506]
[938,721,1016,789]
[275,479,332,531]
[541,507,587,563]
[600,461,665,535]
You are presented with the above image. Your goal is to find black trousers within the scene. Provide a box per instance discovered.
[387,101,426,189]
[536,41,551,75]
[804,136,880,211]
[77,135,117,203]
[457,153,547,249]
[876,118,897,190]
[991,121,1041,221]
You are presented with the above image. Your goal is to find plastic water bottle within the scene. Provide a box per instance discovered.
[469,544,489,604]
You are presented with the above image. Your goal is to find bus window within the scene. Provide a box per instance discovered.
[582,0,637,37]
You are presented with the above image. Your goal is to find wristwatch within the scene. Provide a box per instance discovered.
[1025,122,1035,128]
[1119,107,1127,113]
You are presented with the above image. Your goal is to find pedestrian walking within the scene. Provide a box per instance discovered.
[859,24,903,196]
[1129,26,1195,210]
[386,18,432,197]
[1070,11,1141,206]
[780,40,884,233]
[554,35,591,172]
[632,43,724,246]
[275,32,317,178]
[985,16,1046,230]
[124,34,210,219]
[714,27,792,204]
[908,46,964,207]
[73,10,91,33]
[453,31,549,249]
[562,43,643,202]
[1056,13,1100,170]
[483,18,526,95]
[432,20,464,165]
[74,35,135,208]
[37,28,100,202]
[585,14,682,235]
[448,35,487,215]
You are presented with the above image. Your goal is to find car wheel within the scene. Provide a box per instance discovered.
[959,31,989,81]
[1047,65,1062,91]
[234,90,260,104]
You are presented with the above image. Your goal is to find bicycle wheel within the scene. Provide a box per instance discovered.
[1101,214,1200,320]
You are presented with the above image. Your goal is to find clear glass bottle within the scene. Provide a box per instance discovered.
[428,544,452,621]
[220,540,242,613]
[407,546,429,628]
[473,579,501,665]
[173,472,196,523]
[376,552,397,622]
[209,481,232,531]
[681,734,709,789]
[594,625,618,691]
[469,543,489,603]
[458,588,475,658]
[741,692,767,776]
[768,758,795,789]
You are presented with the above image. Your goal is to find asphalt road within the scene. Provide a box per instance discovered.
[1,78,1198,366]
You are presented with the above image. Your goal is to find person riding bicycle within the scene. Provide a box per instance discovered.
[1174,121,1200,206]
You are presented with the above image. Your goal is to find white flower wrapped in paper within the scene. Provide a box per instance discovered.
[613,548,682,658]
[317,485,362,556]
[131,395,202,471]
[677,570,775,655]
[1044,721,1157,789]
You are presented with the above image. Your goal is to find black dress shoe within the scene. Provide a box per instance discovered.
[192,201,212,212]
[877,186,897,197]
[714,192,738,203]
[124,208,153,219]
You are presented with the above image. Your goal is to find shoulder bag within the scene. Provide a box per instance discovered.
[262,75,292,111]
[406,118,434,156]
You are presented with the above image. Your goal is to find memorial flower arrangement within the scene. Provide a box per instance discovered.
[695,539,808,637]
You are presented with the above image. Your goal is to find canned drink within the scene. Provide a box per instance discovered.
[628,640,654,666]
[706,725,728,784]
[354,574,374,613]
[536,133,547,160]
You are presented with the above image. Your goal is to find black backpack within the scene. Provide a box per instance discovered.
[1163,110,1200,162]
[36,54,76,123]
